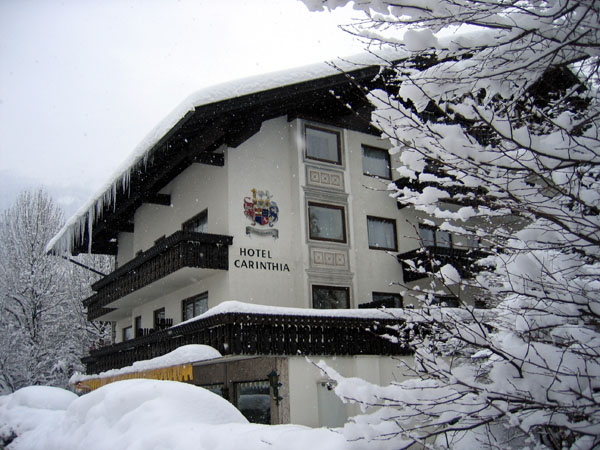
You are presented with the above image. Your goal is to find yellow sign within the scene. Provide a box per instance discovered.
[74,364,194,393]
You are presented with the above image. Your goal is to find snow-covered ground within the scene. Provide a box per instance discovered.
[0,379,394,450]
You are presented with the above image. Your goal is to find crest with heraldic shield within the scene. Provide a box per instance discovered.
[243,189,279,237]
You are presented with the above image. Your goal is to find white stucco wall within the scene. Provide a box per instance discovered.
[287,355,415,427]
[110,114,483,342]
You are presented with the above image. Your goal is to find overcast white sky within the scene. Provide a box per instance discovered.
[0,0,366,216]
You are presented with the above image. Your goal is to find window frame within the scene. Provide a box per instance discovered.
[122,326,133,341]
[367,216,398,251]
[418,224,453,248]
[430,295,460,308]
[305,124,343,166]
[307,202,347,244]
[182,292,209,322]
[362,145,392,179]
[312,285,350,309]
[183,209,208,233]
[372,292,403,308]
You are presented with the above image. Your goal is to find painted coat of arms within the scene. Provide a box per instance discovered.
[243,188,279,237]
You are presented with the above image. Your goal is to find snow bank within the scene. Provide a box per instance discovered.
[0,386,77,448]
[1,379,393,450]
[5,386,77,411]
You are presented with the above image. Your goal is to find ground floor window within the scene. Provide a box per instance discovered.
[201,384,228,400]
[235,380,271,424]
[312,285,350,309]
[182,292,208,321]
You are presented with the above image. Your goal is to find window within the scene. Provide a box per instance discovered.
[134,316,142,338]
[183,209,208,233]
[362,145,391,179]
[430,295,459,307]
[372,292,403,308]
[235,380,271,424]
[465,234,479,249]
[367,216,397,251]
[122,326,133,341]
[312,285,350,309]
[305,125,342,165]
[153,308,165,329]
[182,292,208,321]
[308,202,346,243]
[419,225,452,248]
[202,384,228,399]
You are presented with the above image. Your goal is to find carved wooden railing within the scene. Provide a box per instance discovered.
[84,231,233,320]
[398,245,490,283]
[82,311,411,374]
[393,176,491,209]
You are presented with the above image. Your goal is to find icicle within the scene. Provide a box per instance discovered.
[87,207,95,254]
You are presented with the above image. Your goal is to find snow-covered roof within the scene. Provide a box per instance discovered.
[70,344,221,384]
[46,50,404,255]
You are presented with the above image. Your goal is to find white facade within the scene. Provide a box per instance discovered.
[109,116,419,342]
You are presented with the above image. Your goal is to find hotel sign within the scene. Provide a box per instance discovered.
[233,247,290,272]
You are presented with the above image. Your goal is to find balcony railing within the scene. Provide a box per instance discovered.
[85,231,233,320]
[82,311,411,374]
[393,176,491,209]
[397,245,490,283]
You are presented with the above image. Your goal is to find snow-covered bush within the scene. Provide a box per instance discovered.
[302,1,600,448]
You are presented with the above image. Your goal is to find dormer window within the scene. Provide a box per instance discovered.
[183,209,208,233]
[305,125,342,165]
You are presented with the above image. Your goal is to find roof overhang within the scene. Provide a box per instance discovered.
[49,58,397,255]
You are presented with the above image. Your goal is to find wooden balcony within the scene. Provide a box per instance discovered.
[85,231,233,320]
[398,245,490,283]
[393,175,490,209]
[82,311,411,374]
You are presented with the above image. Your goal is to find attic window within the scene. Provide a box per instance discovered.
[305,125,342,165]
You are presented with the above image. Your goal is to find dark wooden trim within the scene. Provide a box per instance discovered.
[82,311,412,374]
[397,245,490,282]
[143,194,171,206]
[85,231,233,320]
[192,153,225,166]
[70,63,395,255]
